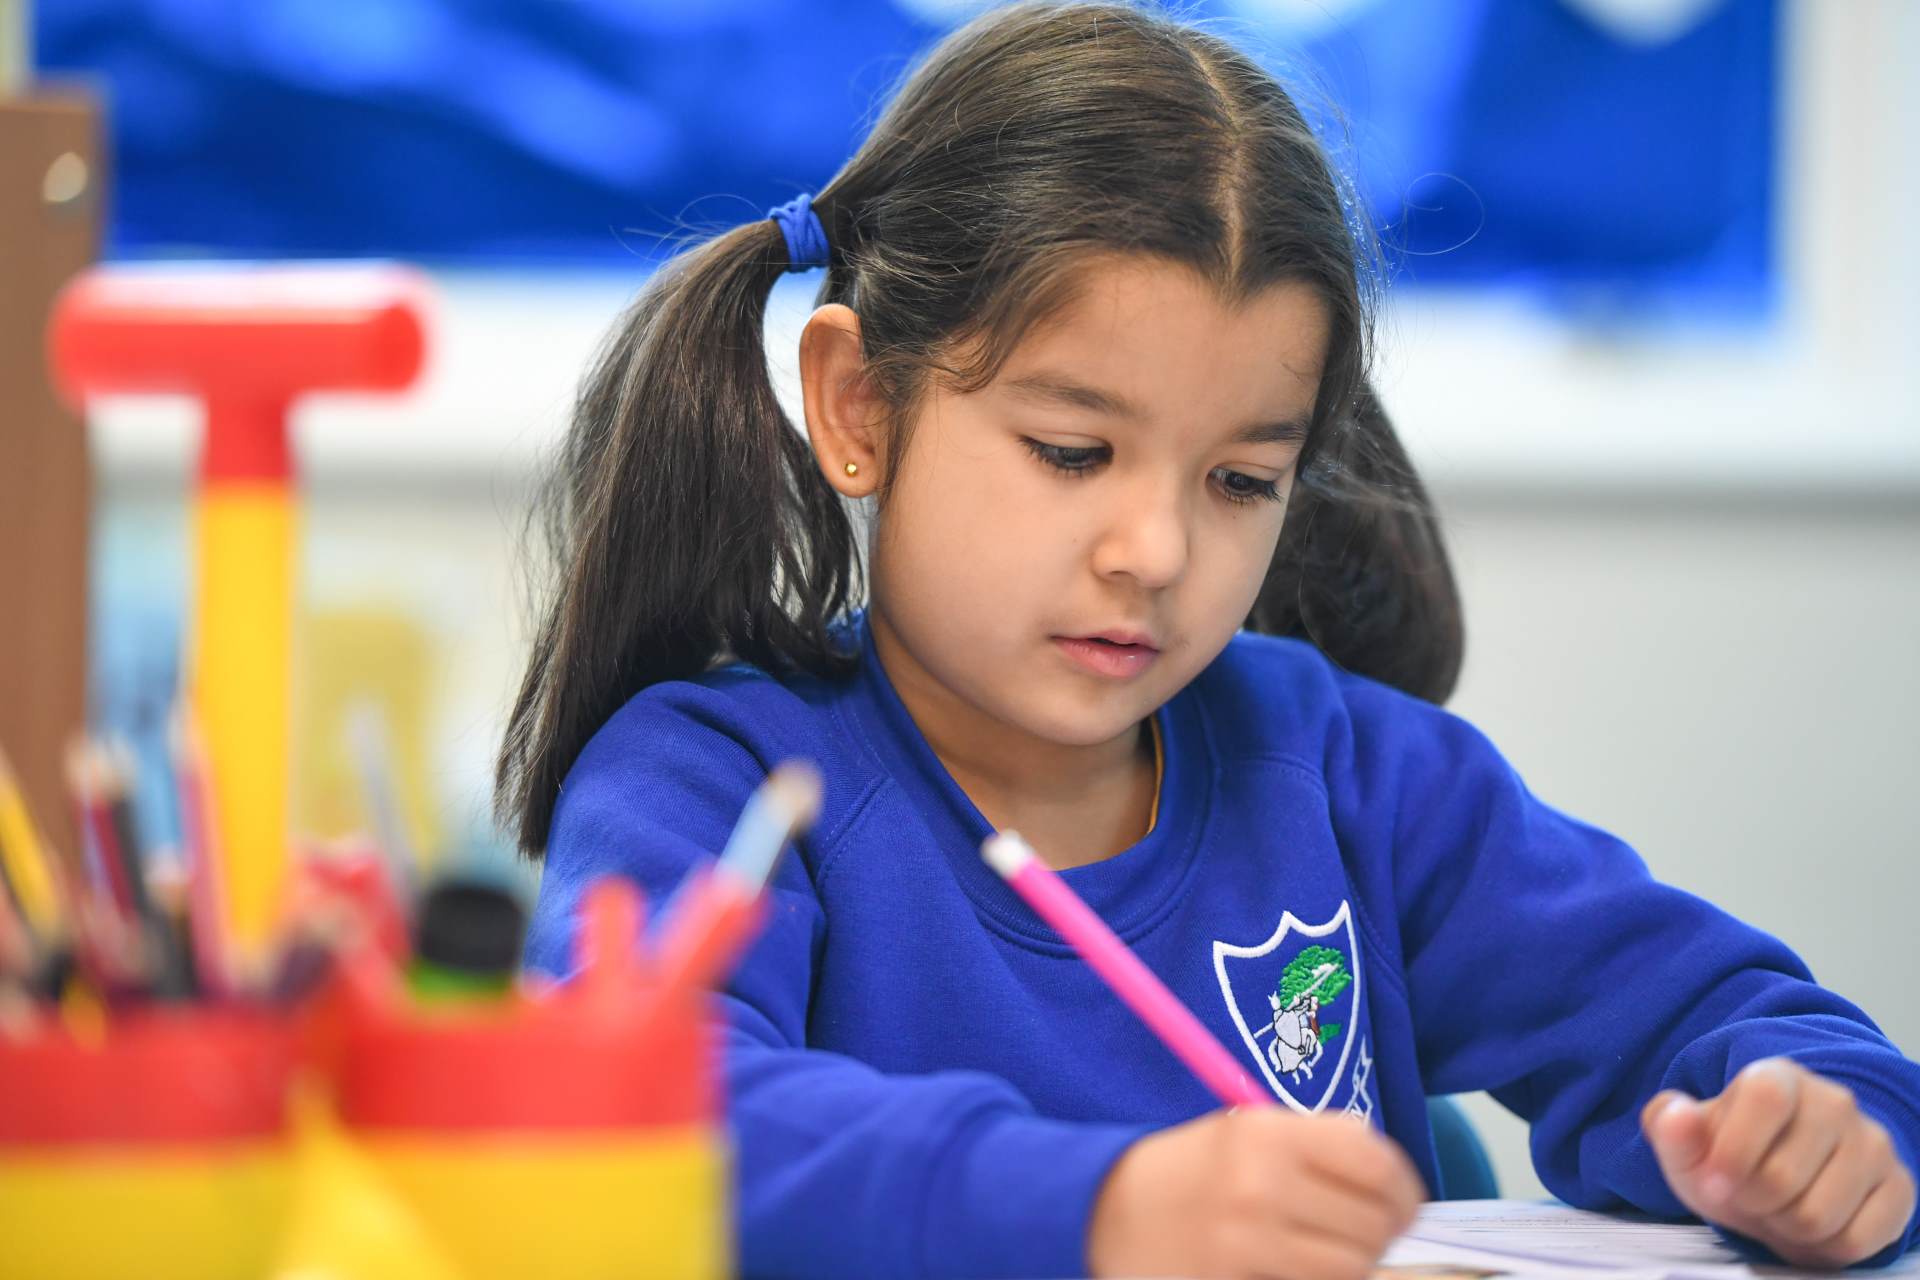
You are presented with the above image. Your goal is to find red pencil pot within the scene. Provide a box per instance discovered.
[333,985,729,1280]
[0,1007,300,1280]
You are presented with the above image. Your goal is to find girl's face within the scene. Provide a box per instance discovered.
[862,253,1328,755]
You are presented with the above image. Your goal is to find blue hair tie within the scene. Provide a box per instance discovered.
[768,193,830,273]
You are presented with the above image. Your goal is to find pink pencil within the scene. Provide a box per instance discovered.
[982,830,1269,1109]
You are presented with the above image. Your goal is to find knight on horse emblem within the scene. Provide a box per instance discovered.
[1213,903,1364,1113]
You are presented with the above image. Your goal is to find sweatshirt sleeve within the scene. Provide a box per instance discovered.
[522,684,1152,1280]
[1325,676,1920,1267]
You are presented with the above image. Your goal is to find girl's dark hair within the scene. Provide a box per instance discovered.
[497,1,1464,857]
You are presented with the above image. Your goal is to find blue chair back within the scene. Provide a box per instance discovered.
[1426,1095,1500,1200]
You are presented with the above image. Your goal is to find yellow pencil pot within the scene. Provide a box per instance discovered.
[334,989,729,1280]
[0,1007,298,1280]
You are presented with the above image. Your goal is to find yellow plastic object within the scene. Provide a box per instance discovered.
[0,1142,292,1279]
[271,1090,461,1280]
[296,608,442,865]
[0,1010,300,1280]
[193,483,297,963]
[363,1126,729,1280]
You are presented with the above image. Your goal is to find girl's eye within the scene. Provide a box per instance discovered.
[1212,468,1284,506]
[1022,438,1109,475]
[1022,437,1285,506]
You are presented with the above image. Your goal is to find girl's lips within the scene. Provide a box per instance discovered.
[1053,635,1160,680]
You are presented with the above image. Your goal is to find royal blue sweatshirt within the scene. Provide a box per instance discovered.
[525,617,1920,1279]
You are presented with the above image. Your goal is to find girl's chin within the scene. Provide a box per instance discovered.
[997,690,1161,750]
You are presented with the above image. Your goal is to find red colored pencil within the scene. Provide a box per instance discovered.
[575,875,647,1000]
[67,742,132,914]
[649,867,769,1001]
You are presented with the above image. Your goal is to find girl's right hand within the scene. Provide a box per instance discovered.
[1086,1107,1426,1280]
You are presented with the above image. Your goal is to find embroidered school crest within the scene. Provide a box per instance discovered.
[1212,902,1364,1113]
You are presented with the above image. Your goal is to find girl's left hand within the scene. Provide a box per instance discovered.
[1641,1058,1917,1269]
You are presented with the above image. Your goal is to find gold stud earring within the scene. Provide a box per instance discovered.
[844,461,860,478]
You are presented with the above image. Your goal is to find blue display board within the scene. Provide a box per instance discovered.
[37,0,1775,311]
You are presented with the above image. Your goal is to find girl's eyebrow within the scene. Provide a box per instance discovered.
[1233,418,1309,447]
[1003,371,1309,445]
[1004,371,1144,418]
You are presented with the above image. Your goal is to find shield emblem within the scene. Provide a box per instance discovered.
[1212,901,1363,1113]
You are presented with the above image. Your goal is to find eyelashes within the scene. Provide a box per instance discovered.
[1021,438,1107,474]
[1214,469,1283,505]
[1019,438,1285,507]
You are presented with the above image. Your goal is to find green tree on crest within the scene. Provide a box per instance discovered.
[1275,945,1351,1043]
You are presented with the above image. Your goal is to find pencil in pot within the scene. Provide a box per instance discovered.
[981,830,1270,1108]
[651,761,823,1001]
[168,711,238,998]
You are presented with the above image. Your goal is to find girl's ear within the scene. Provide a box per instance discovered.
[798,304,885,497]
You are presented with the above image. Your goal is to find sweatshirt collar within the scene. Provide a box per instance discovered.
[837,612,1215,947]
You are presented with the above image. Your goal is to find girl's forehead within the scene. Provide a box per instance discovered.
[992,255,1328,423]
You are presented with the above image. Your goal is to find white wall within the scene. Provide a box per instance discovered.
[1441,496,1920,1200]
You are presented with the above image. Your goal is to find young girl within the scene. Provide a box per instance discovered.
[500,5,1919,1277]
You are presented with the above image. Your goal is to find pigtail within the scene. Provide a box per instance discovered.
[496,219,859,857]
[1250,383,1465,706]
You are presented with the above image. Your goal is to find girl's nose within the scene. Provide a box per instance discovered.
[1090,483,1189,590]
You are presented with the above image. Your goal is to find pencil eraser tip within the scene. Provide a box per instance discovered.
[980,831,1034,879]
[767,761,824,832]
